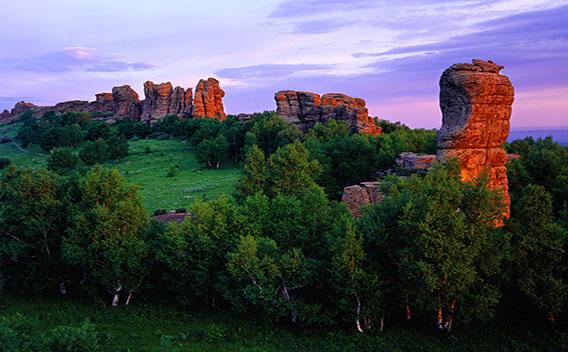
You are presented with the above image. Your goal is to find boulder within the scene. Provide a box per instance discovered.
[437,59,514,220]
[341,181,383,218]
[275,90,380,135]
[192,78,226,120]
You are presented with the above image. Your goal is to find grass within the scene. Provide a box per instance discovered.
[0,295,565,352]
[113,139,241,213]
[0,123,241,213]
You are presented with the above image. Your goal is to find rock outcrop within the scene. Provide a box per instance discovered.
[192,78,226,120]
[437,59,514,219]
[275,90,381,135]
[395,152,436,170]
[0,78,226,124]
[341,181,383,218]
[111,85,141,119]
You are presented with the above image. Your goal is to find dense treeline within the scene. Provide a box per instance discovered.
[1,112,567,336]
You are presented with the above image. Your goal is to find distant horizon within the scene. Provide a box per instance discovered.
[1,1,567,129]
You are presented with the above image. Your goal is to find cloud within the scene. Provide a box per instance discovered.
[269,0,374,18]
[216,63,335,80]
[0,96,33,111]
[0,47,155,73]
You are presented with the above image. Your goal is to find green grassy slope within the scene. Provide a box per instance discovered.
[114,139,241,213]
[0,123,241,213]
[0,295,564,352]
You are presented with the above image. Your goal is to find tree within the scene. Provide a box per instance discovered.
[79,139,109,165]
[267,141,320,197]
[332,222,383,332]
[235,145,267,199]
[0,168,69,293]
[196,135,229,168]
[47,148,84,175]
[62,167,149,305]
[510,184,567,322]
[106,135,129,160]
[247,113,303,155]
[359,161,505,331]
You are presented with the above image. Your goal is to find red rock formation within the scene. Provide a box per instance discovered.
[192,78,226,120]
[0,109,11,123]
[111,85,141,119]
[274,90,380,135]
[11,101,40,115]
[437,59,514,219]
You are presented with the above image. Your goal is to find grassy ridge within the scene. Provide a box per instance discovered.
[0,123,241,213]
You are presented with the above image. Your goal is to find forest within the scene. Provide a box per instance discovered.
[0,111,567,351]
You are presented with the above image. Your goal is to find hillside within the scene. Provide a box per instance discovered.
[0,123,241,213]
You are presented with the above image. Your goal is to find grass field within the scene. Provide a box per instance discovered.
[0,295,565,352]
[0,123,241,213]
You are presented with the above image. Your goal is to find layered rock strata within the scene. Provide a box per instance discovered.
[341,181,383,218]
[275,90,381,135]
[436,59,514,219]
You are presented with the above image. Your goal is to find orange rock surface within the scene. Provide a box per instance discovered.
[192,78,226,120]
[437,59,514,219]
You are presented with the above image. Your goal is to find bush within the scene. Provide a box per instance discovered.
[106,135,129,160]
[79,139,109,165]
[0,135,11,144]
[167,165,177,177]
[42,320,107,352]
[47,148,84,174]
[0,313,37,352]
[0,157,11,169]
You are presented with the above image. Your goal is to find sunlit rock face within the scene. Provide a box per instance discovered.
[275,90,381,135]
[192,78,226,120]
[437,59,514,219]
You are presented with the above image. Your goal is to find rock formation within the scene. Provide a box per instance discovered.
[341,181,383,218]
[437,59,514,219]
[111,85,141,119]
[192,78,226,120]
[275,90,381,135]
[395,152,436,170]
[0,78,226,124]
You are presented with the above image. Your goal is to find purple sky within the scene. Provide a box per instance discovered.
[1,0,567,128]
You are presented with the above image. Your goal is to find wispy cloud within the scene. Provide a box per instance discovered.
[0,47,155,73]
[217,63,335,80]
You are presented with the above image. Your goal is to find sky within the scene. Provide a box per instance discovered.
[0,0,567,129]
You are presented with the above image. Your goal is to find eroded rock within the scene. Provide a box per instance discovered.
[192,78,226,120]
[275,90,380,135]
[437,59,514,219]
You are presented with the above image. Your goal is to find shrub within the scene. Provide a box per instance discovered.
[0,157,11,169]
[79,139,109,165]
[0,135,11,144]
[167,165,177,177]
[0,313,38,352]
[47,148,84,174]
[42,320,107,352]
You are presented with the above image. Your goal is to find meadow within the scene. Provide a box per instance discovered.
[0,123,241,213]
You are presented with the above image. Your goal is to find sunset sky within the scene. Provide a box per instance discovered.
[1,0,567,128]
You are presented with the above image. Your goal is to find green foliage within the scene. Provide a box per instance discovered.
[359,161,506,328]
[0,157,11,169]
[196,135,229,168]
[267,141,321,197]
[42,320,106,352]
[106,134,129,160]
[247,112,303,155]
[79,139,109,165]
[167,165,177,177]
[0,313,37,352]
[509,184,567,320]
[47,147,84,175]
[235,145,267,199]
[0,168,68,293]
[62,166,149,301]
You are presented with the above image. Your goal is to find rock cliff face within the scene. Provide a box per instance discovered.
[275,90,381,135]
[437,59,514,219]
[1,78,225,123]
[192,78,226,120]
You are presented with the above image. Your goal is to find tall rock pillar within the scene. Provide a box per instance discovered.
[437,59,514,219]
